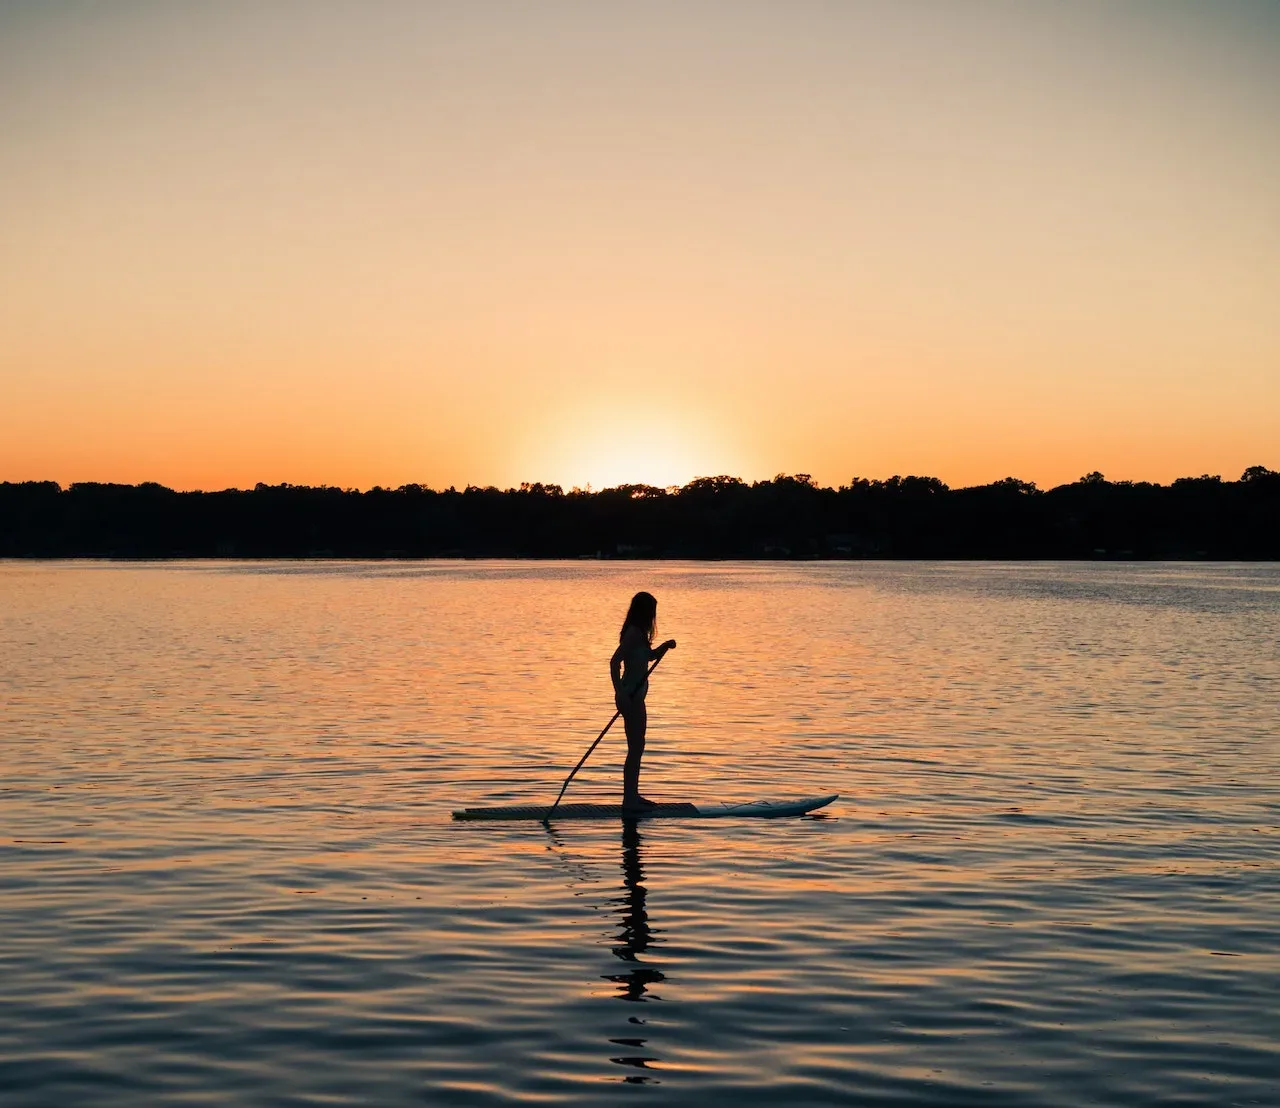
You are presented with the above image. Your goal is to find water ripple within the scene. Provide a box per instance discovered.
[1,560,1277,1105]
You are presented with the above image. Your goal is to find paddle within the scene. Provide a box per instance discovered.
[544,653,667,820]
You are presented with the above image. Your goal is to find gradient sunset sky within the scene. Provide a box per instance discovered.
[2,1,1277,492]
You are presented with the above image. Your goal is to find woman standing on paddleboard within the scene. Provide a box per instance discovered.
[611,591,676,811]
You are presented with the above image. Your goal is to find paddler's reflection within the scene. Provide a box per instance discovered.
[604,818,665,1082]
[604,818,665,1000]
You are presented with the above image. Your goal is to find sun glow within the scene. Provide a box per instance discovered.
[527,405,740,492]
[2,6,1277,492]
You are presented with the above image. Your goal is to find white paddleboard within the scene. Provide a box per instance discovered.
[451,794,838,821]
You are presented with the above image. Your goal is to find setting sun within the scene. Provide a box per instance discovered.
[522,403,741,491]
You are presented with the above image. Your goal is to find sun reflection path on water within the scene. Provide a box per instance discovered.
[4,560,1278,1106]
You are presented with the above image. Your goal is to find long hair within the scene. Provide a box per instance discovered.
[620,591,657,645]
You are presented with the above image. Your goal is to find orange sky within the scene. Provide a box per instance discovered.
[2,2,1278,492]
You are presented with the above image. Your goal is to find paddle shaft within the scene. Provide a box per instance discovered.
[546,654,666,818]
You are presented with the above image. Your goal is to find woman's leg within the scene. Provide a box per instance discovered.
[622,701,649,806]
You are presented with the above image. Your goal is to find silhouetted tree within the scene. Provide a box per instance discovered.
[1,466,1277,559]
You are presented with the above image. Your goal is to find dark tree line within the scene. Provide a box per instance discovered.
[2,467,1277,559]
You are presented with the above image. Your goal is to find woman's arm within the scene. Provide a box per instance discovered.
[610,642,625,694]
[611,640,634,713]
[648,638,677,661]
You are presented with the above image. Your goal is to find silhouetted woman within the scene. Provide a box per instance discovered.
[610,591,677,811]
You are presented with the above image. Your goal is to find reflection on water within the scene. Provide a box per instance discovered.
[545,818,669,1083]
[2,560,1278,1106]
[605,819,664,1082]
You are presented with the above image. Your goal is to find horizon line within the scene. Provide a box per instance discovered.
[7,465,1277,498]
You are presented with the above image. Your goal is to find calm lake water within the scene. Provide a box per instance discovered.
[2,560,1278,1106]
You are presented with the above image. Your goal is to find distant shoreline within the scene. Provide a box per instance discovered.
[3,469,1278,560]
[6,554,1280,564]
